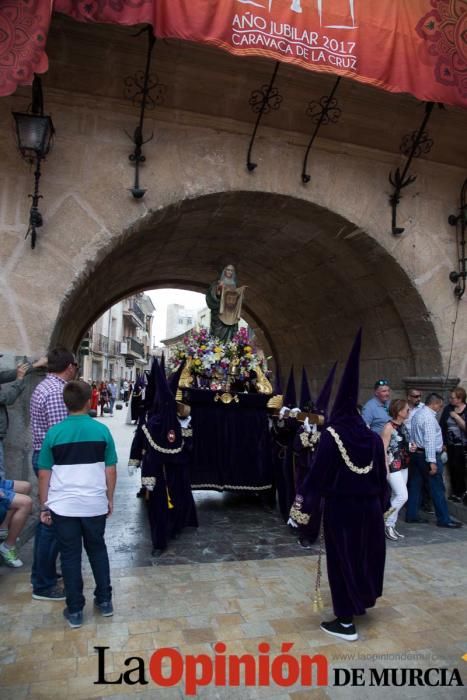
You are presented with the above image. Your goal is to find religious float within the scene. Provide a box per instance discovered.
[163,265,276,492]
[168,323,278,493]
[166,265,323,495]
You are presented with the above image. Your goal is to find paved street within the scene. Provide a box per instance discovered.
[1,409,466,699]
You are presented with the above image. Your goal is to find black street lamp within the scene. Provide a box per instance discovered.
[12,75,54,249]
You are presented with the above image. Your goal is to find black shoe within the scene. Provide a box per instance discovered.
[152,548,167,557]
[94,600,114,617]
[32,586,66,601]
[298,537,313,549]
[136,488,145,498]
[405,518,429,523]
[63,607,83,629]
[436,521,462,528]
[320,619,358,642]
[421,507,435,514]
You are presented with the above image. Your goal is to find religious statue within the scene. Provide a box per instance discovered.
[205,264,246,342]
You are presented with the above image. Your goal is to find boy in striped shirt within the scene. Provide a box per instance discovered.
[38,381,117,629]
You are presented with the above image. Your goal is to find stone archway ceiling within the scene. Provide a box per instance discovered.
[51,192,443,392]
[1,1,466,108]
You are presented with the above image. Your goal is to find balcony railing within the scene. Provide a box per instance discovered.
[123,300,145,326]
[123,336,145,358]
[92,335,121,356]
[108,339,121,356]
[93,333,108,354]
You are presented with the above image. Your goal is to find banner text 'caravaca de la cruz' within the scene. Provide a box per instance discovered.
[1,1,466,107]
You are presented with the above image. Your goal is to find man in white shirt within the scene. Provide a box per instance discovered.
[405,389,423,435]
[406,393,462,528]
[405,388,432,515]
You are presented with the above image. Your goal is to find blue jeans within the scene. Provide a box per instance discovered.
[406,452,451,525]
[109,397,115,415]
[0,440,5,480]
[31,450,60,593]
[51,512,111,614]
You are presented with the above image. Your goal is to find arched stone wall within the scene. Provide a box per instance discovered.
[46,189,441,398]
[1,107,463,379]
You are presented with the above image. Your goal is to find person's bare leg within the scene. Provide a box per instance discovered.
[4,494,32,546]
[12,480,31,496]
[0,510,13,530]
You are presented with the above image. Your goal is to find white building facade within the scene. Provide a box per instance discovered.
[81,293,155,388]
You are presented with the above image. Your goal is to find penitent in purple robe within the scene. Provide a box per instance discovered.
[290,331,387,618]
[307,423,387,618]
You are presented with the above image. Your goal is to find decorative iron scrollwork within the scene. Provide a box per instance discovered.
[302,76,341,184]
[399,130,433,159]
[124,26,166,199]
[246,62,282,172]
[124,71,166,111]
[388,102,442,236]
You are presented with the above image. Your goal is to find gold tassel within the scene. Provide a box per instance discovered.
[167,488,174,509]
[312,522,325,612]
[163,466,174,509]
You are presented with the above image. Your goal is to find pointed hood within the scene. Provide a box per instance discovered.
[300,367,313,411]
[169,358,186,396]
[306,329,384,504]
[143,357,158,414]
[314,362,337,417]
[160,352,166,377]
[284,366,297,408]
[134,374,146,390]
[329,329,362,425]
[146,356,183,456]
[273,369,282,396]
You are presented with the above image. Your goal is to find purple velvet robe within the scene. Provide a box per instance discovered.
[142,414,198,551]
[299,418,387,618]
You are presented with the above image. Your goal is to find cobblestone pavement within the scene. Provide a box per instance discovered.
[1,409,466,699]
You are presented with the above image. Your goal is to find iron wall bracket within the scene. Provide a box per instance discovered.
[302,76,342,184]
[246,62,282,172]
[388,102,440,235]
[124,26,166,199]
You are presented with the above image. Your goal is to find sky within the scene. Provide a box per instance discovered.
[146,288,206,345]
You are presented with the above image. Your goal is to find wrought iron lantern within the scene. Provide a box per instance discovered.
[12,75,55,249]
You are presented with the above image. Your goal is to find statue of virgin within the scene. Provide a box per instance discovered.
[205,264,246,342]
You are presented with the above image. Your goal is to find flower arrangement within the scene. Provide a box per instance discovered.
[168,327,268,389]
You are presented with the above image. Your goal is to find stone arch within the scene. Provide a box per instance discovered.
[50,190,442,395]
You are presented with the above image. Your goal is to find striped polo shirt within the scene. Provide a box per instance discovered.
[38,414,118,517]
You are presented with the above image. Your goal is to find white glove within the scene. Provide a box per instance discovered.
[303,417,311,433]
[287,517,299,528]
[290,407,301,418]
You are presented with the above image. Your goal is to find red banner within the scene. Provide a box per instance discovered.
[0,0,52,98]
[1,1,466,108]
